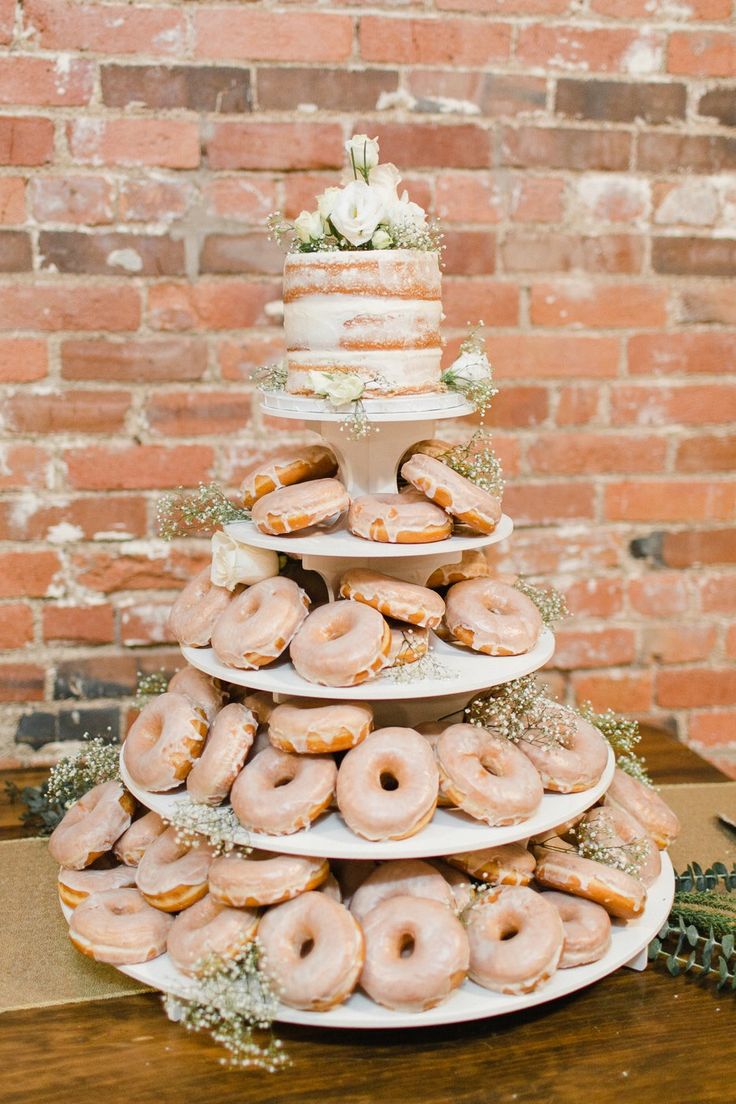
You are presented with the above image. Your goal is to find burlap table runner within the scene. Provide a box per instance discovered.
[1,782,733,1014]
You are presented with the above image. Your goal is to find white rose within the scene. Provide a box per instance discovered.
[210,531,279,590]
[371,228,392,249]
[317,187,342,220]
[329,179,384,247]
[309,370,365,406]
[345,134,380,175]
[367,162,401,207]
[386,191,427,228]
[447,350,491,383]
[293,209,324,244]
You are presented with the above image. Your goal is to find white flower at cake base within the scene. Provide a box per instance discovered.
[210,531,279,590]
[441,324,498,417]
[447,348,492,384]
[308,370,365,406]
[371,228,392,249]
[293,209,324,245]
[329,179,384,247]
[345,134,380,178]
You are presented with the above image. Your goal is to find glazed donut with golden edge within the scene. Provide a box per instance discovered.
[435,724,543,826]
[398,439,454,471]
[258,892,364,1011]
[186,703,257,806]
[123,692,208,793]
[209,850,329,908]
[113,810,167,867]
[268,699,373,755]
[587,804,661,887]
[242,690,275,726]
[349,859,455,923]
[318,873,342,902]
[532,844,646,920]
[447,843,536,887]
[58,863,137,909]
[466,885,564,995]
[167,566,238,648]
[386,622,429,667]
[251,478,349,536]
[429,860,475,912]
[49,780,136,870]
[135,827,214,912]
[426,550,494,589]
[605,767,680,849]
[445,578,542,656]
[360,895,469,1012]
[69,888,172,965]
[402,453,502,535]
[415,721,453,807]
[166,893,259,977]
[348,491,452,544]
[290,601,391,687]
[336,727,439,841]
[240,444,337,509]
[230,746,337,836]
[339,568,445,629]
[168,666,223,721]
[540,890,612,968]
[211,576,310,670]
[519,709,609,794]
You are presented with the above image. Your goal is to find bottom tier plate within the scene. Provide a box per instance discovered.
[60,854,673,1030]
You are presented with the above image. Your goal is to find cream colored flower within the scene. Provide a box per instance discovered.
[293,209,324,244]
[345,134,380,175]
[317,187,342,220]
[210,531,279,590]
[367,162,401,207]
[330,179,384,246]
[309,371,365,405]
[447,350,491,382]
[371,228,392,249]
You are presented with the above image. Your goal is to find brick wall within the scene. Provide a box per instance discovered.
[0,0,734,775]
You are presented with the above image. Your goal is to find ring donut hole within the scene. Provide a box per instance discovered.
[379,770,400,792]
[398,931,416,959]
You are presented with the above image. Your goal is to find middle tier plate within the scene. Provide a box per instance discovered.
[121,747,615,861]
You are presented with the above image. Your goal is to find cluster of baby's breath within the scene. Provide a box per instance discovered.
[441,324,498,418]
[157,484,250,541]
[164,941,288,1071]
[167,798,248,856]
[515,580,569,628]
[577,701,651,785]
[386,214,443,252]
[252,359,288,393]
[388,628,427,668]
[439,432,504,496]
[134,670,169,710]
[466,675,576,749]
[339,397,374,440]
[383,650,455,684]
[570,815,649,878]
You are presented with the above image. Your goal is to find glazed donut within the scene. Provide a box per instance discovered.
[48,780,136,870]
[331,860,378,905]
[251,478,349,536]
[533,844,647,919]
[230,746,337,836]
[540,891,612,968]
[166,893,258,977]
[465,886,564,994]
[339,568,445,629]
[258,892,364,1011]
[68,887,172,965]
[186,703,256,805]
[113,811,167,867]
[518,708,609,793]
[167,566,237,648]
[401,453,502,535]
[415,721,453,806]
[242,690,275,726]
[586,804,661,887]
[290,601,391,687]
[210,576,310,670]
[268,699,373,755]
[398,439,454,472]
[135,827,214,912]
[240,444,337,509]
[58,863,137,908]
[348,491,452,544]
[349,859,455,923]
[123,692,208,793]
[447,843,536,887]
[429,860,475,912]
[168,666,223,721]
[435,724,543,826]
[209,850,329,907]
[426,550,494,589]
[336,727,439,841]
[318,873,342,902]
[605,767,680,849]
[387,622,429,667]
[360,895,469,1012]
[445,578,542,656]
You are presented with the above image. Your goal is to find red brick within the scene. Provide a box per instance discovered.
[29,175,114,225]
[442,280,519,328]
[503,483,595,525]
[39,231,185,278]
[689,710,736,748]
[675,434,736,474]
[73,548,208,593]
[0,177,24,223]
[593,0,729,15]
[0,444,50,489]
[101,65,250,113]
[196,10,352,62]
[65,444,214,491]
[668,32,736,77]
[0,495,147,542]
[531,283,667,328]
[638,133,736,174]
[700,573,736,614]
[483,385,549,428]
[442,230,496,276]
[644,625,717,665]
[68,119,199,170]
[218,335,287,381]
[118,179,192,223]
[697,87,736,128]
[662,529,736,569]
[728,627,736,660]
[0,0,13,44]
[657,668,736,708]
[555,78,686,124]
[627,333,736,377]
[26,0,186,56]
[572,671,653,713]
[0,338,46,382]
[0,230,30,271]
[200,233,282,277]
[564,578,624,618]
[407,70,546,117]
[0,116,54,165]
[528,433,666,475]
[556,385,601,426]
[61,338,207,382]
[0,663,44,701]
[500,233,643,275]
[146,391,252,437]
[438,0,570,11]
[553,627,636,670]
[360,16,510,65]
[354,121,491,170]
[605,480,736,522]
[204,178,278,223]
[258,67,397,113]
[0,56,93,106]
[576,175,649,222]
[206,123,343,171]
[676,285,736,326]
[517,26,663,74]
[120,601,175,646]
[502,127,631,171]
[611,384,736,427]
[5,389,130,435]
[0,604,33,649]
[495,529,621,575]
[628,573,693,617]
[148,280,279,332]
[0,283,140,331]
[653,237,736,278]
[510,177,566,223]
[488,335,618,382]
[435,173,504,224]
[0,550,60,598]
[42,604,114,644]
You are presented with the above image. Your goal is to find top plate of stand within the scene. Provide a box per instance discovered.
[262,391,474,423]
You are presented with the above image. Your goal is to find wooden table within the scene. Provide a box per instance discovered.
[2,729,731,1104]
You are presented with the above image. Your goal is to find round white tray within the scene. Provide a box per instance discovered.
[59,853,674,1030]
[181,628,555,703]
[262,391,474,422]
[120,747,615,861]
[225,515,513,560]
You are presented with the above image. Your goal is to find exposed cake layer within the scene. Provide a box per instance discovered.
[286,350,442,397]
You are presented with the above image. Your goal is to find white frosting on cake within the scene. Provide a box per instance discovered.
[286,350,442,397]
[285,294,442,352]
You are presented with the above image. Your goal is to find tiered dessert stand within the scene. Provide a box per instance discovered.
[92,390,673,1028]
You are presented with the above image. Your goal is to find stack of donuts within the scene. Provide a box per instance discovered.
[51,765,679,1013]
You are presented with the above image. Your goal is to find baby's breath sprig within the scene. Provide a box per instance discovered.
[134,670,169,710]
[514,579,569,628]
[441,323,498,418]
[386,214,443,253]
[388,628,427,669]
[252,359,288,394]
[340,397,374,440]
[439,431,504,496]
[156,484,250,542]
[266,212,296,251]
[166,798,247,856]
[164,941,288,1071]
[466,675,575,749]
[570,815,649,878]
[383,650,455,684]
[577,701,651,785]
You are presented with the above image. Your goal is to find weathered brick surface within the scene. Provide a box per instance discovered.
[0,0,732,775]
